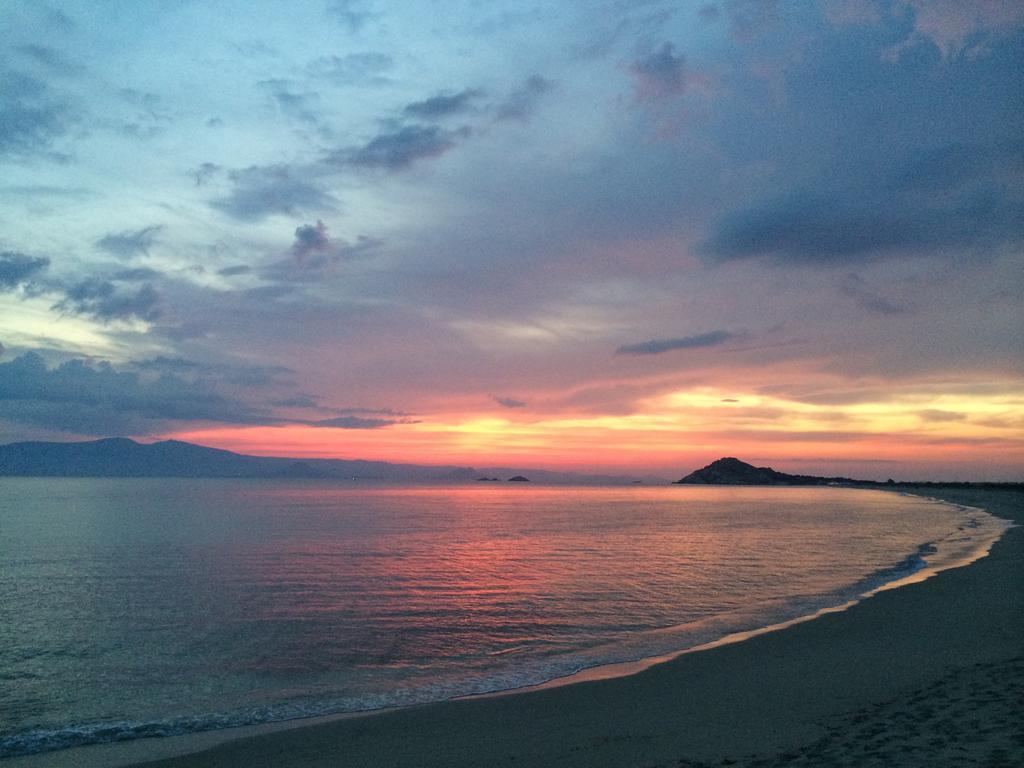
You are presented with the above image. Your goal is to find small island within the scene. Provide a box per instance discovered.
[507,475,530,482]
[675,457,836,486]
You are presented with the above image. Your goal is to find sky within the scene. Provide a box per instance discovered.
[0,0,1022,480]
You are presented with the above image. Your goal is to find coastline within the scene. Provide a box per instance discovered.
[9,487,1023,767]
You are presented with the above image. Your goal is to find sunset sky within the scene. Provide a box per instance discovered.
[1,0,1022,479]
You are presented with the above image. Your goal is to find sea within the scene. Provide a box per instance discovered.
[0,479,1008,759]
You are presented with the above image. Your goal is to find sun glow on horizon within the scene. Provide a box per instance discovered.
[166,382,1024,480]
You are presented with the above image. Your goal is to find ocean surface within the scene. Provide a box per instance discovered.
[0,479,1006,758]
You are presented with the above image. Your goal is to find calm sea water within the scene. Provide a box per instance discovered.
[0,479,1004,757]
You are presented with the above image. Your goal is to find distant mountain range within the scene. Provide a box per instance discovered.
[0,438,664,485]
[1,441,1014,487]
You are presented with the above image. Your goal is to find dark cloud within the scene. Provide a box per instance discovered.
[0,69,73,158]
[702,182,1024,264]
[326,0,379,31]
[115,88,171,140]
[258,79,322,125]
[330,406,413,417]
[495,75,553,121]
[342,124,471,170]
[894,140,1024,193]
[291,220,331,259]
[0,351,272,434]
[403,88,484,119]
[129,355,294,389]
[211,164,337,221]
[192,162,221,186]
[493,395,526,408]
[130,356,200,372]
[0,251,50,289]
[307,52,393,86]
[310,415,416,429]
[272,394,320,408]
[217,264,252,277]
[616,330,734,355]
[839,273,909,315]
[630,42,689,101]
[113,267,161,282]
[54,280,160,322]
[268,225,383,280]
[16,44,81,76]
[96,225,162,259]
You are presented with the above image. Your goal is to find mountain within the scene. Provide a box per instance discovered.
[674,457,859,486]
[0,438,663,485]
[0,438,478,481]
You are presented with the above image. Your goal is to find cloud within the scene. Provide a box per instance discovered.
[112,267,161,281]
[310,415,416,429]
[217,264,252,277]
[326,0,379,32]
[291,220,331,258]
[115,88,172,141]
[839,273,909,315]
[343,124,471,170]
[0,68,73,158]
[192,162,221,186]
[96,225,162,259]
[496,75,553,121]
[616,330,734,355]
[307,52,393,86]
[701,174,1024,264]
[211,164,337,221]
[0,251,50,289]
[630,42,690,101]
[493,395,527,408]
[898,0,1024,57]
[269,224,383,280]
[16,44,82,76]
[0,351,272,434]
[271,394,320,408]
[403,88,484,119]
[258,79,322,125]
[54,279,161,322]
[823,0,1024,57]
[128,356,294,389]
[918,408,966,422]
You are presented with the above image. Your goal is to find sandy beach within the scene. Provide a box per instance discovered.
[15,487,1023,768]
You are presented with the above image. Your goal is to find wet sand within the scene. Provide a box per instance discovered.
[21,487,1024,767]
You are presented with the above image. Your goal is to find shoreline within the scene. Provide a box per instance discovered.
[7,486,1020,768]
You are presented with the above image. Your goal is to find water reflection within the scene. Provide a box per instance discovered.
[0,480,987,755]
